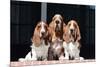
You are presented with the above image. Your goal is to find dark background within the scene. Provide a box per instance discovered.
[11,1,95,61]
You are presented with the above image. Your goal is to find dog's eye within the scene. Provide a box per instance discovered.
[38,25,41,28]
[44,25,48,30]
[68,24,71,26]
[44,25,47,29]
[74,24,77,29]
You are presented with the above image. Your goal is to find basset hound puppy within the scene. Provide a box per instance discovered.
[48,14,66,42]
[63,20,84,60]
[47,14,65,60]
[19,21,50,61]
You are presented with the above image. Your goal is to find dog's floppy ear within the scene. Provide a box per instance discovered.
[48,26,54,42]
[76,22,81,42]
[63,25,70,43]
[32,25,41,47]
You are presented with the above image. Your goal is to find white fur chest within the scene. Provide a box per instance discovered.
[68,42,77,51]
[63,41,80,59]
[31,42,50,60]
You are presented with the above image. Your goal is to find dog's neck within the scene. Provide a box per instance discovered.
[40,39,45,45]
[69,34,76,42]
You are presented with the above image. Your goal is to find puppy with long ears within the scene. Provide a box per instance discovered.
[19,21,50,61]
[47,14,66,60]
[63,20,84,60]
[32,21,49,47]
[48,14,66,42]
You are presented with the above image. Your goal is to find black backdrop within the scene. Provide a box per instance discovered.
[11,1,95,61]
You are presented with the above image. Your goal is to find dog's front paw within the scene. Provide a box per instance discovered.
[18,58,25,62]
[59,56,65,60]
[79,57,84,60]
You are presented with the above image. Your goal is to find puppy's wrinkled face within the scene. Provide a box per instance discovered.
[36,21,48,39]
[52,14,63,32]
[67,20,79,41]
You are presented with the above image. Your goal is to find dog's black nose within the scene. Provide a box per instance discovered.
[56,20,59,24]
[70,29,73,33]
[41,32,45,36]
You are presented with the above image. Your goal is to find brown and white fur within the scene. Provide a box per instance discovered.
[47,14,65,60]
[19,21,50,61]
[63,20,84,60]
